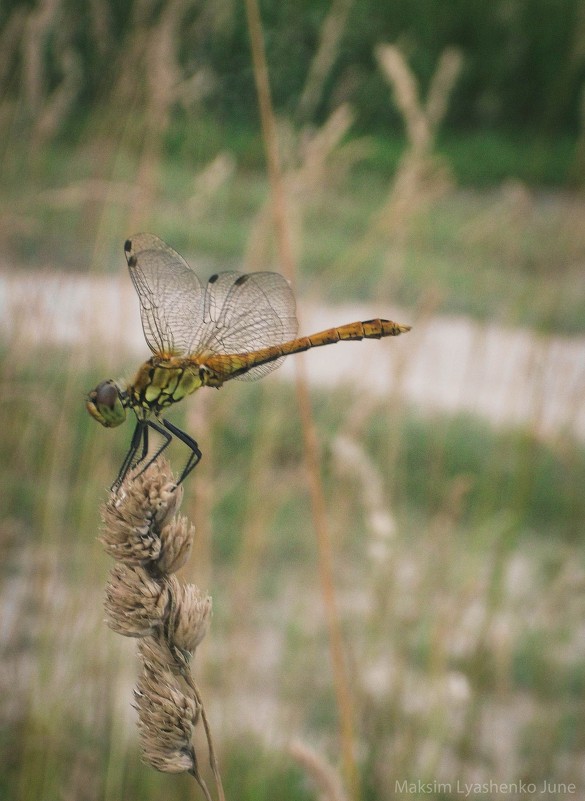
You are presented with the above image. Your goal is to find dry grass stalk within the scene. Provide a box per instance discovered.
[15,0,82,149]
[88,0,111,57]
[108,0,213,230]
[22,0,61,115]
[571,84,585,182]
[289,739,348,801]
[187,153,236,218]
[243,2,361,800]
[31,47,82,149]
[244,0,364,272]
[425,48,464,135]
[39,179,144,209]
[296,0,355,124]
[100,458,222,801]
[0,7,27,95]
[377,45,462,158]
[244,103,359,271]
[39,154,234,222]
[334,45,462,278]
[376,45,431,154]
[129,0,185,228]
[331,435,396,554]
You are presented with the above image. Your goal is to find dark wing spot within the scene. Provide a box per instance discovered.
[208,274,219,284]
[124,239,137,267]
[234,274,249,286]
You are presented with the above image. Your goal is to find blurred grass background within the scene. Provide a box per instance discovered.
[1,1,585,799]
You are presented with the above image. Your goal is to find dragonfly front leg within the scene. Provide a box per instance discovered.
[113,419,148,491]
[162,417,202,485]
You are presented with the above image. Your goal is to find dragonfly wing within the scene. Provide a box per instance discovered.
[124,233,204,356]
[192,270,298,381]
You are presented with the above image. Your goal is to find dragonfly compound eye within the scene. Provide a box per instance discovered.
[86,380,127,428]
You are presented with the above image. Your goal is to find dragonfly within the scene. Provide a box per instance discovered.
[87,233,411,490]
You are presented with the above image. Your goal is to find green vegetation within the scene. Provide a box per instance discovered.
[3,355,585,798]
[2,0,583,138]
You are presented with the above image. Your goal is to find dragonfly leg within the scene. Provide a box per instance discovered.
[112,418,201,491]
[128,418,174,482]
[112,419,148,491]
[162,417,202,485]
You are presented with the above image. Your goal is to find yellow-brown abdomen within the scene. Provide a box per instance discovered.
[202,317,411,382]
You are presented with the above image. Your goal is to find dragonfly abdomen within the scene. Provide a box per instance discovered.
[279,318,410,355]
[303,318,410,347]
[203,317,411,382]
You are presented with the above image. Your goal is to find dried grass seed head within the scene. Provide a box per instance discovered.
[169,583,212,655]
[100,458,182,565]
[100,500,162,564]
[156,514,195,574]
[135,666,199,742]
[138,634,180,675]
[104,564,172,637]
[134,663,199,773]
[139,743,196,774]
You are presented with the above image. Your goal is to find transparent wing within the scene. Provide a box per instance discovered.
[125,233,204,356]
[125,233,298,378]
[191,269,298,381]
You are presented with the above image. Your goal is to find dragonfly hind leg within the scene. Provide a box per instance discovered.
[113,418,172,491]
[129,418,174,483]
[162,417,202,485]
[112,418,201,492]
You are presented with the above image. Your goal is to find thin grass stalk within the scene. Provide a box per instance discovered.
[454,516,518,763]
[0,7,27,135]
[570,85,585,183]
[231,390,284,619]
[185,391,215,593]
[77,21,152,267]
[22,0,61,115]
[244,104,355,272]
[129,0,185,230]
[31,47,82,149]
[289,739,348,801]
[243,0,297,285]
[332,45,461,280]
[243,2,360,798]
[296,0,354,124]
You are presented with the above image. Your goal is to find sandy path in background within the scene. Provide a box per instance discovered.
[1,270,584,441]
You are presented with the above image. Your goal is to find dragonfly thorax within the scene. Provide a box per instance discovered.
[128,356,207,416]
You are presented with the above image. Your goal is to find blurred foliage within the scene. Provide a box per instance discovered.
[1,0,584,142]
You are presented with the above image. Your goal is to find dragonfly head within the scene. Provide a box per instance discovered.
[86,379,127,428]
